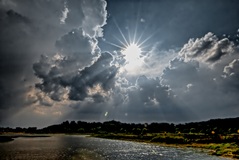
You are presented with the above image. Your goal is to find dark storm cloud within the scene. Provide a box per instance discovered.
[66,74,194,123]
[1,0,239,127]
[107,75,194,123]
[0,0,108,126]
[0,0,71,117]
[30,0,109,105]
[56,29,95,55]
[33,28,117,102]
[68,52,118,100]
[161,32,239,120]
[32,28,101,101]
[161,58,199,91]
[0,8,38,121]
[0,9,33,76]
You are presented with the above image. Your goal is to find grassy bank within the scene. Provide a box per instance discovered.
[92,133,239,159]
[0,133,50,143]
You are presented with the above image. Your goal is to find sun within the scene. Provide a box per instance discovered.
[103,18,154,73]
[122,43,142,63]
[121,43,143,71]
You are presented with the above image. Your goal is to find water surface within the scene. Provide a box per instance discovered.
[0,135,231,160]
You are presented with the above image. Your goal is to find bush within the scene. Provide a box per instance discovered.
[233,148,239,154]
[150,135,186,144]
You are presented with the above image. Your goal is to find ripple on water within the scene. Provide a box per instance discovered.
[0,135,231,160]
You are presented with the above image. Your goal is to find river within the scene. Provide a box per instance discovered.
[0,135,231,160]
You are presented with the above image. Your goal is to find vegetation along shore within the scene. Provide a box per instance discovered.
[1,117,239,159]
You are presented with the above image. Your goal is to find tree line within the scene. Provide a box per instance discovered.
[1,117,239,135]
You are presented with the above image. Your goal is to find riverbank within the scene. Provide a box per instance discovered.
[1,132,238,159]
[91,133,239,159]
[0,133,50,143]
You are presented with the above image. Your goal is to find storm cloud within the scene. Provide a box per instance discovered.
[1,0,239,127]
[0,0,108,126]
[161,33,239,120]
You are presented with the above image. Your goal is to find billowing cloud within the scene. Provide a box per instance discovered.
[120,75,192,122]
[0,0,108,126]
[1,0,239,127]
[61,52,117,101]
[223,59,239,90]
[179,32,238,64]
[161,33,239,120]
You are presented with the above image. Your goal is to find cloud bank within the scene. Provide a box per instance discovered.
[0,0,239,127]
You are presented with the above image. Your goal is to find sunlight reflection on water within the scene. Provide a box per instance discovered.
[0,135,231,160]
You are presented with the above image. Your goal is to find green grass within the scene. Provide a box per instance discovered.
[205,143,239,158]
[92,133,239,159]
[150,134,187,144]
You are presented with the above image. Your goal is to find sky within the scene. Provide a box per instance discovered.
[0,0,239,128]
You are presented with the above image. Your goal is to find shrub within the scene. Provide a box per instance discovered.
[150,135,186,144]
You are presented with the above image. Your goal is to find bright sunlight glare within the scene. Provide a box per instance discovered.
[122,43,141,62]
[103,17,154,74]
[121,43,144,72]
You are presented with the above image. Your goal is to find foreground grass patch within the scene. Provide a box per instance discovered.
[205,143,239,158]
[92,133,239,159]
